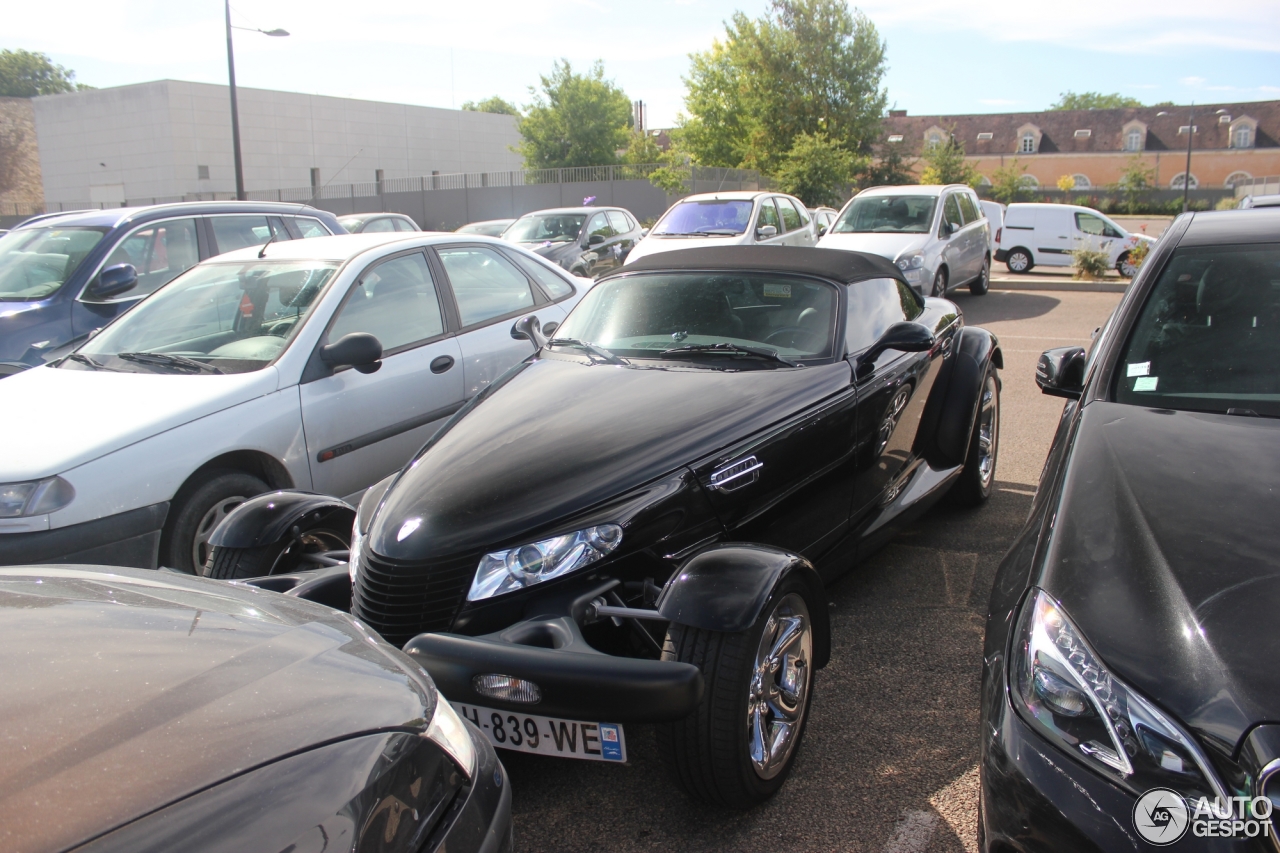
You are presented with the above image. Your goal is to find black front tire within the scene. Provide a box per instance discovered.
[1116,252,1137,278]
[161,470,269,573]
[949,365,1000,507]
[1005,248,1032,274]
[203,521,350,579]
[969,255,991,295]
[932,268,948,297]
[657,575,815,809]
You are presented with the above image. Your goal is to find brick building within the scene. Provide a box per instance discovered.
[882,100,1279,192]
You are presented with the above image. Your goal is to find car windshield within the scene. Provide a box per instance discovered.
[652,200,754,236]
[72,260,339,375]
[1114,243,1280,416]
[832,195,938,234]
[0,226,109,301]
[503,214,587,243]
[556,272,838,361]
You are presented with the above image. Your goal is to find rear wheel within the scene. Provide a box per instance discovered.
[969,255,991,295]
[203,523,351,579]
[161,470,268,573]
[657,576,814,809]
[948,366,1000,507]
[1005,248,1032,273]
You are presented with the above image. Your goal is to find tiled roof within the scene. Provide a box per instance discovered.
[882,100,1279,155]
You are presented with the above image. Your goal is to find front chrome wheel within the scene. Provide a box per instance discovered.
[747,592,812,780]
[976,374,999,489]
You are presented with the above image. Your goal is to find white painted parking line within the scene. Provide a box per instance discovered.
[881,810,938,853]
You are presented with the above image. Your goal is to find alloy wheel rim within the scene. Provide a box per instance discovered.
[1010,252,1028,272]
[933,272,945,296]
[192,494,248,571]
[747,592,812,780]
[976,376,998,487]
[269,529,350,575]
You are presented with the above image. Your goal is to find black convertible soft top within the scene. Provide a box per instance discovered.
[614,245,907,285]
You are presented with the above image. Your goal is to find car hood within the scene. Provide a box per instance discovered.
[0,365,280,481]
[1039,402,1280,752]
[817,232,926,261]
[625,233,744,264]
[370,355,852,560]
[0,565,432,853]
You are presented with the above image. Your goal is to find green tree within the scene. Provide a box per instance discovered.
[990,160,1031,203]
[516,60,632,170]
[859,140,916,187]
[679,0,887,173]
[918,134,980,187]
[774,131,865,207]
[1116,155,1156,214]
[462,96,520,116]
[622,130,663,165]
[1049,91,1143,111]
[0,49,91,97]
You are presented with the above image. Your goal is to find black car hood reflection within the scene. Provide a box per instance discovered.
[370,354,852,561]
[1039,402,1280,752]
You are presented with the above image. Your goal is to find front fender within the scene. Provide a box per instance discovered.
[922,326,1001,469]
[657,543,830,669]
[209,490,355,550]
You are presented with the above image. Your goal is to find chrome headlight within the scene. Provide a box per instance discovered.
[0,477,75,518]
[895,253,924,271]
[1011,588,1228,802]
[467,524,622,602]
[425,695,476,777]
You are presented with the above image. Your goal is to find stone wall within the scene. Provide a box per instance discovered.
[0,97,43,205]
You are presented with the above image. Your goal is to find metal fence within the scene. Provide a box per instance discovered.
[1234,175,1279,198]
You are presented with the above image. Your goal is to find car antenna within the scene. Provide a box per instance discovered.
[258,148,365,257]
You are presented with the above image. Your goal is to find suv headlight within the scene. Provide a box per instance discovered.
[1011,588,1228,802]
[468,524,622,602]
[0,477,75,518]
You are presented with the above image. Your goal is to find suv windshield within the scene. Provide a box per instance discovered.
[652,200,754,236]
[503,214,587,244]
[0,226,109,301]
[832,195,938,234]
[556,272,838,361]
[1114,243,1280,416]
[71,260,339,375]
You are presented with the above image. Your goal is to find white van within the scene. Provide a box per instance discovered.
[979,201,1005,255]
[996,203,1155,277]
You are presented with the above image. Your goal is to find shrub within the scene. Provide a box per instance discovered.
[1124,240,1150,277]
[1071,245,1111,280]
[1216,197,1239,210]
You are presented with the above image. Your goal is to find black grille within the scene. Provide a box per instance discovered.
[352,551,478,647]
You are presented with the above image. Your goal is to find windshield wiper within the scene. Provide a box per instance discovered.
[63,352,117,371]
[658,343,799,367]
[117,351,224,375]
[546,338,627,365]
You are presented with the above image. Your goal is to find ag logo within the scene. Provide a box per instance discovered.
[1133,788,1190,845]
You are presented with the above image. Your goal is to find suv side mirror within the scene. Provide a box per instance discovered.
[756,224,778,239]
[87,264,138,300]
[320,332,383,374]
[1036,346,1086,399]
[588,233,606,247]
[817,224,828,237]
[946,221,960,235]
[511,314,548,348]
[856,321,936,375]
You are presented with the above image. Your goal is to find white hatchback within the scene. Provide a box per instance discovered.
[0,232,591,573]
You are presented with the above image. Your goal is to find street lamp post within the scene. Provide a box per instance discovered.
[224,0,288,201]
[1156,104,1221,213]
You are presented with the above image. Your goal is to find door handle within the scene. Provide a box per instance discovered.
[430,355,454,374]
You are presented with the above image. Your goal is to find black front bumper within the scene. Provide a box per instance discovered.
[0,503,167,569]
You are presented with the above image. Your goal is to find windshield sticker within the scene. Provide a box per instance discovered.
[1133,376,1159,391]
[763,284,792,299]
[1126,361,1151,377]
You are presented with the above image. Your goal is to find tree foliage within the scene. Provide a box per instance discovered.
[1116,155,1157,214]
[1049,91,1143,111]
[918,134,980,187]
[462,96,520,116]
[774,132,864,207]
[0,49,90,97]
[859,141,916,188]
[679,0,887,174]
[516,60,632,170]
[990,160,1031,203]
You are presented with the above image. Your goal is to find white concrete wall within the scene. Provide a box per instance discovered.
[32,80,523,205]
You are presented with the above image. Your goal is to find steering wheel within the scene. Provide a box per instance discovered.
[764,326,821,350]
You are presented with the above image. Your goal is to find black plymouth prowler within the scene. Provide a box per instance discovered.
[205,246,1003,807]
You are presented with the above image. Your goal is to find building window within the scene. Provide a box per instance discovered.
[1219,114,1232,124]
[1224,171,1252,189]
[926,132,943,148]
[1073,129,1092,138]
[1072,174,1091,189]
[887,134,903,143]
[1019,175,1040,189]
[1233,126,1253,148]
[1020,132,1036,153]
[197,165,210,180]
[1124,129,1143,151]
[976,132,993,140]
[978,175,992,187]
[1170,173,1198,190]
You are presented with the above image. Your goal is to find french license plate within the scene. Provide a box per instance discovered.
[453,703,626,763]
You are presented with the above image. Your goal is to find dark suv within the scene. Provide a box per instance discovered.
[0,202,344,370]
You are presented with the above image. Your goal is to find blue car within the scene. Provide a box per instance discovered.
[0,202,344,372]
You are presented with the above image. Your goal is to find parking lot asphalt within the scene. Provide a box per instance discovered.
[504,288,1124,853]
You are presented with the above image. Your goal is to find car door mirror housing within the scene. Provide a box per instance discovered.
[320,332,383,374]
[88,264,138,299]
[511,314,548,348]
[756,224,778,239]
[588,233,606,246]
[946,221,960,235]
[856,321,936,375]
[1036,346,1086,399]
[817,224,828,237]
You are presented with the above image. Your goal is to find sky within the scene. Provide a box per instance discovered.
[5,0,1278,128]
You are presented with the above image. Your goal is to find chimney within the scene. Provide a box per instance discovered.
[889,109,907,118]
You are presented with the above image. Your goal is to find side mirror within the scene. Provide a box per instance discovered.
[856,321,936,375]
[588,233,606,246]
[946,221,960,235]
[756,224,778,239]
[1036,346,1086,399]
[320,332,383,374]
[640,228,649,238]
[511,314,548,348]
[542,321,560,338]
[87,264,138,300]
[817,224,828,237]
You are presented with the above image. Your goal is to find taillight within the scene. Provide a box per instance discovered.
[995,227,1002,245]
